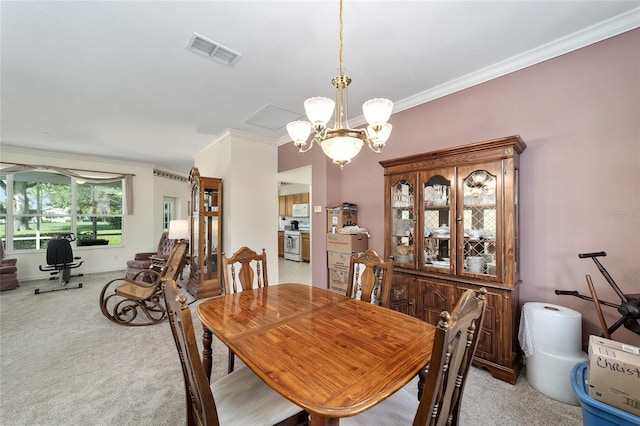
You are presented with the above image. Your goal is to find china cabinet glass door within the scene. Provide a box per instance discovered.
[420,168,455,274]
[203,187,219,281]
[457,163,502,281]
[389,174,416,266]
[190,183,200,277]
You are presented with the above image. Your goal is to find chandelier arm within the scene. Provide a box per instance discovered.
[367,142,383,154]
[314,125,329,141]
[297,139,316,154]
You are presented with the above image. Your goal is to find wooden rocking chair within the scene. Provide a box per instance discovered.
[99,241,188,326]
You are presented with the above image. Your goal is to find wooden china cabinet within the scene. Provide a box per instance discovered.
[381,135,526,384]
[187,167,223,299]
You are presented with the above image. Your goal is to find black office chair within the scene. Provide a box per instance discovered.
[37,233,84,294]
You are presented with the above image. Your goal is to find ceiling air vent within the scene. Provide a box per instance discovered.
[187,33,242,67]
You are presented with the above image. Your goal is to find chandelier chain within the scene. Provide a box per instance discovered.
[339,0,344,74]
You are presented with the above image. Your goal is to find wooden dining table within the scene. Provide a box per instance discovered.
[196,283,436,425]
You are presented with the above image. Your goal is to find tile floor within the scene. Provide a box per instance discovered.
[278,257,312,285]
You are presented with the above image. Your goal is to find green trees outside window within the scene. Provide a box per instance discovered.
[0,172,123,251]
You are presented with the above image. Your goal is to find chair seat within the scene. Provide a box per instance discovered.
[126,259,152,269]
[212,365,304,426]
[115,282,158,300]
[340,387,417,426]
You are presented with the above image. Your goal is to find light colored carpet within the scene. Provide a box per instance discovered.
[0,272,583,425]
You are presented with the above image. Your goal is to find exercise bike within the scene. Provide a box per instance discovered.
[555,251,639,339]
[36,233,84,294]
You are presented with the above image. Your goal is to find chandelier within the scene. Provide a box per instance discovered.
[286,0,393,169]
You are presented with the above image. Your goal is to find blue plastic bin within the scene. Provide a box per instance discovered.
[571,362,640,426]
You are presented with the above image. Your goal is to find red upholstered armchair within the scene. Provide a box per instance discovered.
[125,232,175,282]
[0,241,19,291]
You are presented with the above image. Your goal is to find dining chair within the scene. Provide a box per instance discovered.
[162,278,308,426]
[99,241,187,326]
[346,249,392,307]
[222,246,268,294]
[221,246,268,373]
[341,288,487,426]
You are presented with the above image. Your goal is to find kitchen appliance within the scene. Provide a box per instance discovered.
[284,230,301,262]
[290,220,299,230]
[292,203,309,217]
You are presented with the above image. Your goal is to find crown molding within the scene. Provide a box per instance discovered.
[393,7,640,114]
[276,7,640,146]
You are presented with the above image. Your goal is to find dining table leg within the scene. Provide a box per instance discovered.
[202,326,213,381]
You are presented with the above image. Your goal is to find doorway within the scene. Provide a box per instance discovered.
[277,166,312,285]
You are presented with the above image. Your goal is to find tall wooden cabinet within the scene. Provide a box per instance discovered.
[381,136,526,384]
[187,167,223,299]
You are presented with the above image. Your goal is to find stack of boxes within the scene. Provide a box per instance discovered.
[326,204,368,293]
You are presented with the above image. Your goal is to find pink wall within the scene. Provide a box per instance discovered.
[279,29,640,345]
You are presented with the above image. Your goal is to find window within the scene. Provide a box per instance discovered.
[163,197,175,232]
[76,181,123,246]
[2,171,123,251]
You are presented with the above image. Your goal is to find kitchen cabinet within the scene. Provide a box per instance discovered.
[301,233,310,262]
[279,197,287,216]
[285,196,293,217]
[381,135,526,384]
[187,167,223,299]
[293,193,309,204]
[278,231,284,258]
[278,193,310,217]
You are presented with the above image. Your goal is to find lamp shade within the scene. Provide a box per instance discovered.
[168,219,189,241]
[286,121,312,146]
[319,135,364,165]
[362,98,393,126]
[304,97,335,127]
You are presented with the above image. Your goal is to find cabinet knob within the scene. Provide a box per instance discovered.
[457,216,462,223]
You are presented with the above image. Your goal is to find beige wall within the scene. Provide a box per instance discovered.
[278,29,640,345]
[194,130,280,285]
[152,172,190,228]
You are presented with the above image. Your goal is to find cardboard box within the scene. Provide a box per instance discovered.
[326,233,368,254]
[328,268,348,294]
[327,206,358,232]
[588,335,640,416]
[327,251,352,272]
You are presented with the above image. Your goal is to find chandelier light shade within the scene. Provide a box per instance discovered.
[286,0,393,169]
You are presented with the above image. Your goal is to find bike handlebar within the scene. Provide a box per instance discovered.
[578,251,606,259]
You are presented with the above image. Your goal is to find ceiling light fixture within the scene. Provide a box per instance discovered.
[286,0,393,169]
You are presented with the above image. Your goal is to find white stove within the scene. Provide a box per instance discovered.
[284,230,301,262]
